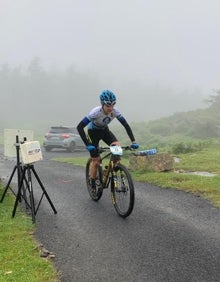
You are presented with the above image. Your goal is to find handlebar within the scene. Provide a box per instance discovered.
[98,145,134,153]
[96,146,157,156]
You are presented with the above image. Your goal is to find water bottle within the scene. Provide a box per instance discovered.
[138,148,157,156]
[103,165,108,177]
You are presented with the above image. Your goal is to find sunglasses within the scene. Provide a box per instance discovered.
[104,100,116,106]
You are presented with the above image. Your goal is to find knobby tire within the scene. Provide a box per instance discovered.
[111,163,135,218]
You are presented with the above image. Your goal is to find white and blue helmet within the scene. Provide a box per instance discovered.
[100,90,116,106]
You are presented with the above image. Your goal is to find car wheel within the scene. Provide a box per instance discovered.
[68,142,76,152]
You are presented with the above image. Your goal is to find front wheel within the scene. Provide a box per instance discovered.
[111,163,135,218]
[86,158,103,201]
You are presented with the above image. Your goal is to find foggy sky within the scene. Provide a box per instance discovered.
[1,0,220,123]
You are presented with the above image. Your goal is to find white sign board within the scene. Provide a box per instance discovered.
[4,129,34,157]
[20,141,43,164]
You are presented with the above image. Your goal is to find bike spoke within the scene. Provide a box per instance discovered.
[86,158,103,201]
[85,147,135,217]
[112,164,135,218]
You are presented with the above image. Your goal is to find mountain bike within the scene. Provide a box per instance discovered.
[86,145,135,218]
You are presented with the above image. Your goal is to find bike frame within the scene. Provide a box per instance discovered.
[86,145,135,217]
[99,146,129,189]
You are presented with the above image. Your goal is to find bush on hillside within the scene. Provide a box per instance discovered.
[171,142,203,154]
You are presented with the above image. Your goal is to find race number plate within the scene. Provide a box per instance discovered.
[110,145,123,156]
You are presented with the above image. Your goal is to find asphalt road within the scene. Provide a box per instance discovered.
[0,147,220,282]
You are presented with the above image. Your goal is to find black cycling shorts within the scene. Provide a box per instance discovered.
[88,127,118,158]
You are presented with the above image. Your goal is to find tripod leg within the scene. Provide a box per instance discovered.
[12,167,26,218]
[31,166,57,214]
[22,172,31,210]
[0,166,17,203]
[17,163,23,202]
[26,166,36,224]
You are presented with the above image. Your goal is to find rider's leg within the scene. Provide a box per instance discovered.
[87,128,119,190]
[90,157,100,179]
[87,130,100,191]
[102,128,119,147]
[104,132,121,161]
[89,157,100,192]
[110,141,120,146]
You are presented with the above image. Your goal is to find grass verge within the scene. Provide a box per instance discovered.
[54,145,220,208]
[0,185,59,282]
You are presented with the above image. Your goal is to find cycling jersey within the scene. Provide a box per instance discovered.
[84,106,122,130]
[77,105,135,147]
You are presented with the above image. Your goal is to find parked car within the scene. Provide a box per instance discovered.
[43,126,85,152]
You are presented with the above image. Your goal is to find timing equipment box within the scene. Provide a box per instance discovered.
[20,141,43,164]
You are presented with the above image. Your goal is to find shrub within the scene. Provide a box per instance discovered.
[171,142,203,154]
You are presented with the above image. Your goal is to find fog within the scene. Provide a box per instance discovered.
[1,0,220,132]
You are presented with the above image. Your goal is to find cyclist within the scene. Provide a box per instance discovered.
[77,90,139,192]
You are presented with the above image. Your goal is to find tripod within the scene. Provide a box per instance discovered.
[0,136,27,204]
[12,163,57,223]
[1,135,57,223]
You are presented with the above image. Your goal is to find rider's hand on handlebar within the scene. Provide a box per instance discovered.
[86,144,96,152]
[131,143,139,149]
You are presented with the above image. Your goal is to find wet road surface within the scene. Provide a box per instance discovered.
[0,147,220,282]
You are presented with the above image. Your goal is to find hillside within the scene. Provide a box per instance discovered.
[112,91,220,148]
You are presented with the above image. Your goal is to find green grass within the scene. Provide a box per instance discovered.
[0,189,59,282]
[54,145,220,208]
[173,146,220,173]
[133,171,220,207]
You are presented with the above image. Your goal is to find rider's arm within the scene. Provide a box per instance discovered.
[77,117,90,146]
[117,115,136,142]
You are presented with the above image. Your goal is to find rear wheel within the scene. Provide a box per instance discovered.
[86,158,103,201]
[111,163,135,218]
